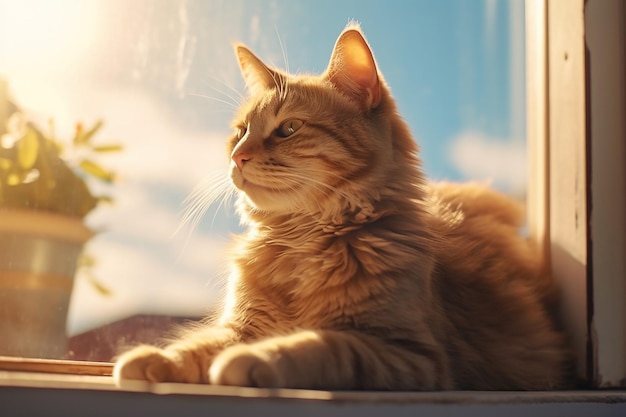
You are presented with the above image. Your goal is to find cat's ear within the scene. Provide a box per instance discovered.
[325,27,381,109]
[235,44,280,95]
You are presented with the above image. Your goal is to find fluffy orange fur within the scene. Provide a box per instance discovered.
[114,24,573,390]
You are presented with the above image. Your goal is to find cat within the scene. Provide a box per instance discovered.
[113,24,573,390]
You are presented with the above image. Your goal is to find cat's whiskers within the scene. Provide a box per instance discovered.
[185,75,245,115]
[279,73,289,103]
[175,171,237,241]
[187,92,239,111]
[202,74,246,107]
[262,68,289,103]
[275,26,290,75]
[262,168,353,201]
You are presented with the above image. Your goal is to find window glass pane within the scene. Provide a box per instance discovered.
[0,0,525,360]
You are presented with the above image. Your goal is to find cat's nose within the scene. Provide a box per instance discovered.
[232,151,252,170]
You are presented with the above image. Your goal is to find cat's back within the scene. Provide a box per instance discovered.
[426,182,555,301]
[425,182,572,389]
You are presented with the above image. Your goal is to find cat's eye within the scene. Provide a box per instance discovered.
[277,119,304,138]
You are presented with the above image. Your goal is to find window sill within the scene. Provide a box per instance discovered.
[1,361,625,417]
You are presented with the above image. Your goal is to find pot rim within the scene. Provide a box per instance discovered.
[0,209,93,244]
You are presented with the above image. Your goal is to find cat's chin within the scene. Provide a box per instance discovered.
[241,193,298,215]
[231,171,297,214]
[235,181,297,214]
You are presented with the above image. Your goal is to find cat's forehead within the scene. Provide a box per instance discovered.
[235,78,331,126]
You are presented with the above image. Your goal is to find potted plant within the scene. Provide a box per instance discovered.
[0,80,120,359]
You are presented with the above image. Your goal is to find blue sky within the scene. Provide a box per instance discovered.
[0,0,525,334]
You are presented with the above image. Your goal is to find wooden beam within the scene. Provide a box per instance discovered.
[548,0,589,381]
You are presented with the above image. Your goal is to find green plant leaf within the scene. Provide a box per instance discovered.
[86,272,113,297]
[78,253,96,268]
[0,157,13,171]
[92,144,123,153]
[72,122,84,145]
[6,171,21,185]
[74,120,103,146]
[97,195,114,204]
[79,159,115,182]
[17,128,39,169]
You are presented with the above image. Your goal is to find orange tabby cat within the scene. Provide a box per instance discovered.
[114,24,572,390]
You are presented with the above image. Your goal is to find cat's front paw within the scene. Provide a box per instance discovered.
[209,345,283,388]
[113,345,184,384]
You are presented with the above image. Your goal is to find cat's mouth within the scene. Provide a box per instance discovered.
[241,178,267,191]
[230,164,272,190]
[236,177,299,212]
[235,173,287,194]
[231,166,302,213]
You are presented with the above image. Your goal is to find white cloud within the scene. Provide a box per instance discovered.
[67,231,228,336]
[89,183,177,241]
[250,15,261,45]
[449,130,527,193]
[71,89,230,190]
[66,107,235,333]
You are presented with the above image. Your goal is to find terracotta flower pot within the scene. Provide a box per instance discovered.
[0,210,92,359]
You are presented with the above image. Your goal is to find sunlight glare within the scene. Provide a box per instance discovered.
[0,0,100,70]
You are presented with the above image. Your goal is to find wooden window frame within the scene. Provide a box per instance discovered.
[527,0,626,387]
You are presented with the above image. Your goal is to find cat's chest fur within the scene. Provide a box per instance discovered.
[222,212,435,341]
[226,221,414,334]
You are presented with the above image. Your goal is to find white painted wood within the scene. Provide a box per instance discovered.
[585,0,626,388]
[525,0,549,254]
[529,0,626,388]
[547,0,589,381]
[528,0,590,382]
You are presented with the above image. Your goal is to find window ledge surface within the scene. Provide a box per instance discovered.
[1,368,626,417]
